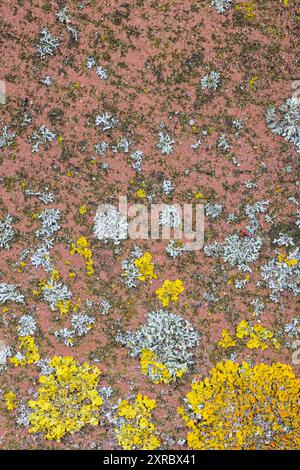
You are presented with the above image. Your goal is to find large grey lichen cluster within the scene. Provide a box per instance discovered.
[116,309,200,379]
[265,97,300,156]
[204,233,263,272]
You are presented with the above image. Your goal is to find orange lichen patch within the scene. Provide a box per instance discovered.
[179,361,300,450]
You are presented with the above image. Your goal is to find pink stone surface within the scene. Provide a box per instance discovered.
[0,0,299,450]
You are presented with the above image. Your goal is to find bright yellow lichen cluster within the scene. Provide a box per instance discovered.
[55,299,72,316]
[178,361,300,450]
[140,349,186,384]
[70,236,94,276]
[218,329,237,348]
[115,394,160,450]
[277,253,297,267]
[79,205,87,215]
[136,188,146,198]
[155,279,185,307]
[10,336,40,366]
[236,320,280,350]
[218,321,280,351]
[28,356,102,442]
[4,391,18,410]
[134,252,157,281]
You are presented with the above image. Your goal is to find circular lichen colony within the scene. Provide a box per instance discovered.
[117,310,199,384]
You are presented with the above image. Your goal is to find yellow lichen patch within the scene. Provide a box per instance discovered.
[50,268,60,281]
[140,349,187,384]
[57,135,64,145]
[155,279,185,307]
[28,356,102,442]
[235,1,256,20]
[10,336,40,366]
[115,394,160,450]
[236,320,280,350]
[70,236,94,276]
[236,319,253,339]
[55,299,72,316]
[178,361,300,450]
[218,329,236,349]
[277,254,297,267]
[247,324,280,350]
[194,191,205,200]
[134,252,157,282]
[4,391,18,410]
[249,76,259,90]
[136,189,146,198]
[79,205,87,215]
